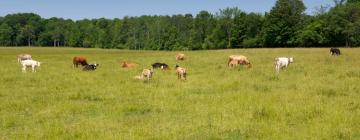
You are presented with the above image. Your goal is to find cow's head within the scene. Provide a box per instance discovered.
[289,57,294,63]
[122,62,127,67]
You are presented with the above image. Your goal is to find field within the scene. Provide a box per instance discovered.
[1,47,360,139]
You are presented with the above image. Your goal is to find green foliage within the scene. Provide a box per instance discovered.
[0,23,12,46]
[0,0,359,49]
[261,0,306,47]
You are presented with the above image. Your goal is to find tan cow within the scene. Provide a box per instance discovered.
[122,62,139,68]
[228,55,251,68]
[175,65,187,80]
[134,69,154,80]
[176,53,185,61]
[17,54,32,63]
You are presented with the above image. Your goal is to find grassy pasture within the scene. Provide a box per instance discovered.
[0,47,360,139]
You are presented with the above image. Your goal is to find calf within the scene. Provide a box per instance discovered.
[274,57,293,73]
[21,59,40,72]
[73,56,88,68]
[175,65,187,80]
[330,48,341,56]
[83,64,99,71]
[152,62,170,70]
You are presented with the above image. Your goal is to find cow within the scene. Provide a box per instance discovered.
[17,54,32,63]
[228,55,251,68]
[134,69,154,80]
[83,64,99,71]
[73,56,88,68]
[152,62,170,70]
[330,48,341,56]
[274,57,293,73]
[175,65,187,80]
[21,59,40,72]
[176,53,185,61]
[122,62,139,68]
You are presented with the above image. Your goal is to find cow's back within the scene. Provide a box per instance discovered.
[229,55,247,61]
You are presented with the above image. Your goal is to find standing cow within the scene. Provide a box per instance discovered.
[17,54,32,63]
[274,57,293,73]
[21,59,40,72]
[175,65,187,80]
[330,48,341,56]
[73,56,88,68]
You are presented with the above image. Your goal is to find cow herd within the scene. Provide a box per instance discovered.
[17,48,341,80]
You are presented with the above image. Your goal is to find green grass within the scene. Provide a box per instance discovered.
[1,47,360,139]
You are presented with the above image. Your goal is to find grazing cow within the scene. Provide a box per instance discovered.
[134,69,154,80]
[330,48,341,56]
[73,56,88,68]
[175,65,187,80]
[228,55,251,68]
[176,53,185,61]
[274,57,293,73]
[122,62,139,68]
[21,59,40,72]
[152,62,170,70]
[17,54,32,63]
[83,64,99,71]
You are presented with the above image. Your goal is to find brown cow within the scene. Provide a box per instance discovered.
[228,55,251,68]
[122,62,139,68]
[176,53,185,61]
[73,56,88,68]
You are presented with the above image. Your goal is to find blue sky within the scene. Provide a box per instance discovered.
[0,0,334,20]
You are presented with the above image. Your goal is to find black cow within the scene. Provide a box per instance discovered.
[330,48,341,56]
[83,64,99,71]
[152,62,169,70]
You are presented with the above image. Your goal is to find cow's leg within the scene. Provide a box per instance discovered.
[22,66,26,73]
[275,65,280,73]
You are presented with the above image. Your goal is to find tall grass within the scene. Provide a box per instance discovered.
[0,47,360,139]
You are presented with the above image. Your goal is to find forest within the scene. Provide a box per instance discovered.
[0,0,359,50]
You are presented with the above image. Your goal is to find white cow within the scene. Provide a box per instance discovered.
[21,60,41,72]
[274,57,293,72]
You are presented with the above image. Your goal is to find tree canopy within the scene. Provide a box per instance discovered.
[0,0,359,49]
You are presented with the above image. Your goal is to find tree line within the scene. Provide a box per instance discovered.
[0,0,359,50]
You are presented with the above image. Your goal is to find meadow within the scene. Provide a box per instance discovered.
[0,47,360,139]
